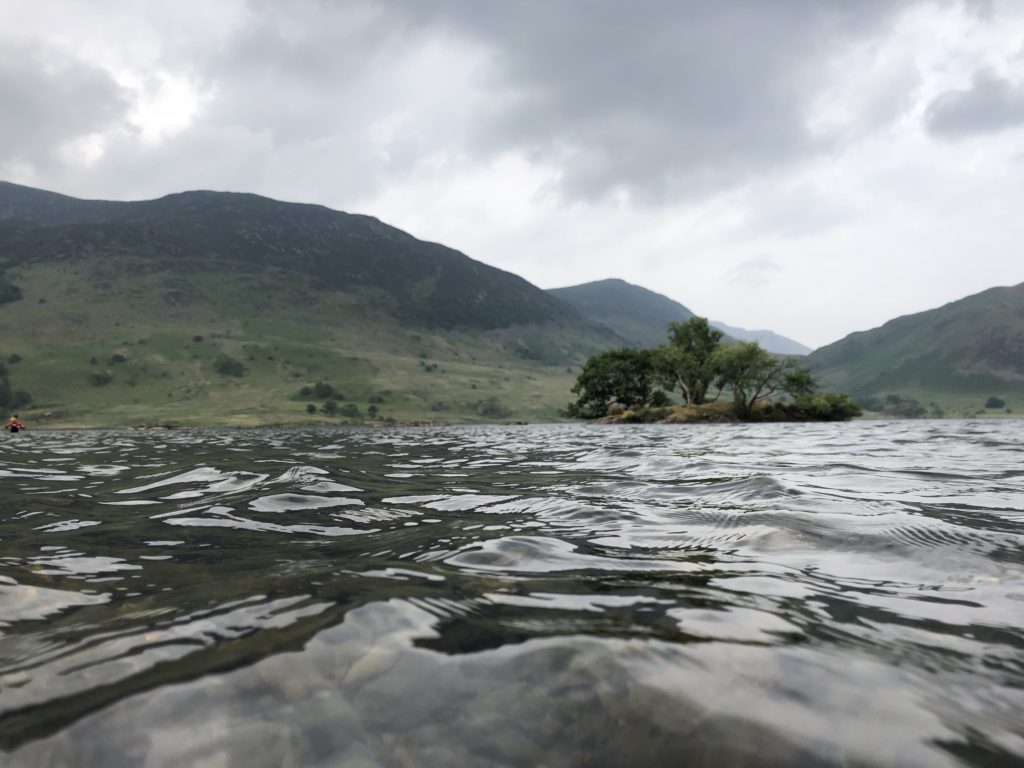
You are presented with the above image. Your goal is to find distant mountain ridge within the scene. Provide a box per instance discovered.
[547,278,696,348]
[548,277,811,355]
[709,321,812,356]
[808,282,1024,409]
[0,181,620,426]
[0,181,583,331]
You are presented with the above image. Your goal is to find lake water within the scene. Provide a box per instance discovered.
[1,421,1022,767]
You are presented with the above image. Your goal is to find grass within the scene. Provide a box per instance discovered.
[1,259,584,427]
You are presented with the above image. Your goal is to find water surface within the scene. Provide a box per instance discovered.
[1,422,1023,766]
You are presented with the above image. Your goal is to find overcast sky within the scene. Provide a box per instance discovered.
[2,0,1023,348]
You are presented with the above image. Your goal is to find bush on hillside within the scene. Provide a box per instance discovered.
[213,355,246,377]
[476,396,513,419]
[298,381,344,400]
[986,396,1006,409]
[0,275,22,305]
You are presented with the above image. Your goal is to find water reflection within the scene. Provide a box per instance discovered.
[1,422,1023,766]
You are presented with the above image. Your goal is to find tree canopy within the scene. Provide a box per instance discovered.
[713,341,796,417]
[655,317,723,406]
[567,348,657,419]
[567,316,859,422]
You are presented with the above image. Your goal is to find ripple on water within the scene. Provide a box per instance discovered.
[0,421,1022,766]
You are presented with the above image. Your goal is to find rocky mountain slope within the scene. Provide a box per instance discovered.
[0,182,617,426]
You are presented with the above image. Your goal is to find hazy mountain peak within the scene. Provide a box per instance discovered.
[710,321,813,356]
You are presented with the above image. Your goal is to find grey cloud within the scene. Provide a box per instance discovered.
[155,0,904,205]
[727,255,781,288]
[925,69,1024,138]
[379,1,901,202]
[0,43,128,169]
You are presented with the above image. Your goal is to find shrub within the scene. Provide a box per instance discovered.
[213,355,246,377]
[90,372,112,386]
[476,396,512,419]
[985,396,1006,409]
[306,403,317,414]
[109,354,128,364]
[649,389,671,407]
[0,275,22,305]
[322,400,338,416]
[7,353,22,364]
[339,403,360,418]
[795,393,863,421]
[312,381,337,399]
[367,404,379,417]
[192,335,204,342]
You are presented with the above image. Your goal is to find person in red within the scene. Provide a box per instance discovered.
[4,414,25,433]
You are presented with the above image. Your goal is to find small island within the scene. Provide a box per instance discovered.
[567,317,861,423]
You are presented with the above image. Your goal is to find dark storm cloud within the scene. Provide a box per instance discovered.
[375,0,902,201]
[159,0,905,205]
[925,68,1024,138]
[0,43,128,168]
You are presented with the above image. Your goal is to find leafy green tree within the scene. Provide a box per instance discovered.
[567,348,655,418]
[655,317,723,406]
[985,396,1005,409]
[322,400,339,416]
[714,342,795,417]
[782,367,817,399]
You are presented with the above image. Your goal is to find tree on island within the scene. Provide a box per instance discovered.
[713,341,798,418]
[654,317,723,406]
[567,316,860,421]
[567,347,661,419]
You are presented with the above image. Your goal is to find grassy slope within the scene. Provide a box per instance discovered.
[0,258,588,427]
[809,283,1024,417]
[547,278,695,349]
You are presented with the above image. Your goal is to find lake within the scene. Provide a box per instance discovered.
[1,421,1022,766]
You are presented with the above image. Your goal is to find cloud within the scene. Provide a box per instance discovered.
[0,42,128,171]
[3,0,1024,349]
[382,1,901,203]
[925,68,1024,137]
[727,255,781,288]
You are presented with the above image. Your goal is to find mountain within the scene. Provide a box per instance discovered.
[0,181,616,426]
[709,321,812,356]
[808,283,1024,415]
[546,278,809,355]
[547,278,695,348]
[0,181,580,330]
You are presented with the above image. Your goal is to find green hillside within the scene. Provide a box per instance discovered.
[808,283,1024,417]
[547,278,810,356]
[0,182,615,427]
[547,278,695,348]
